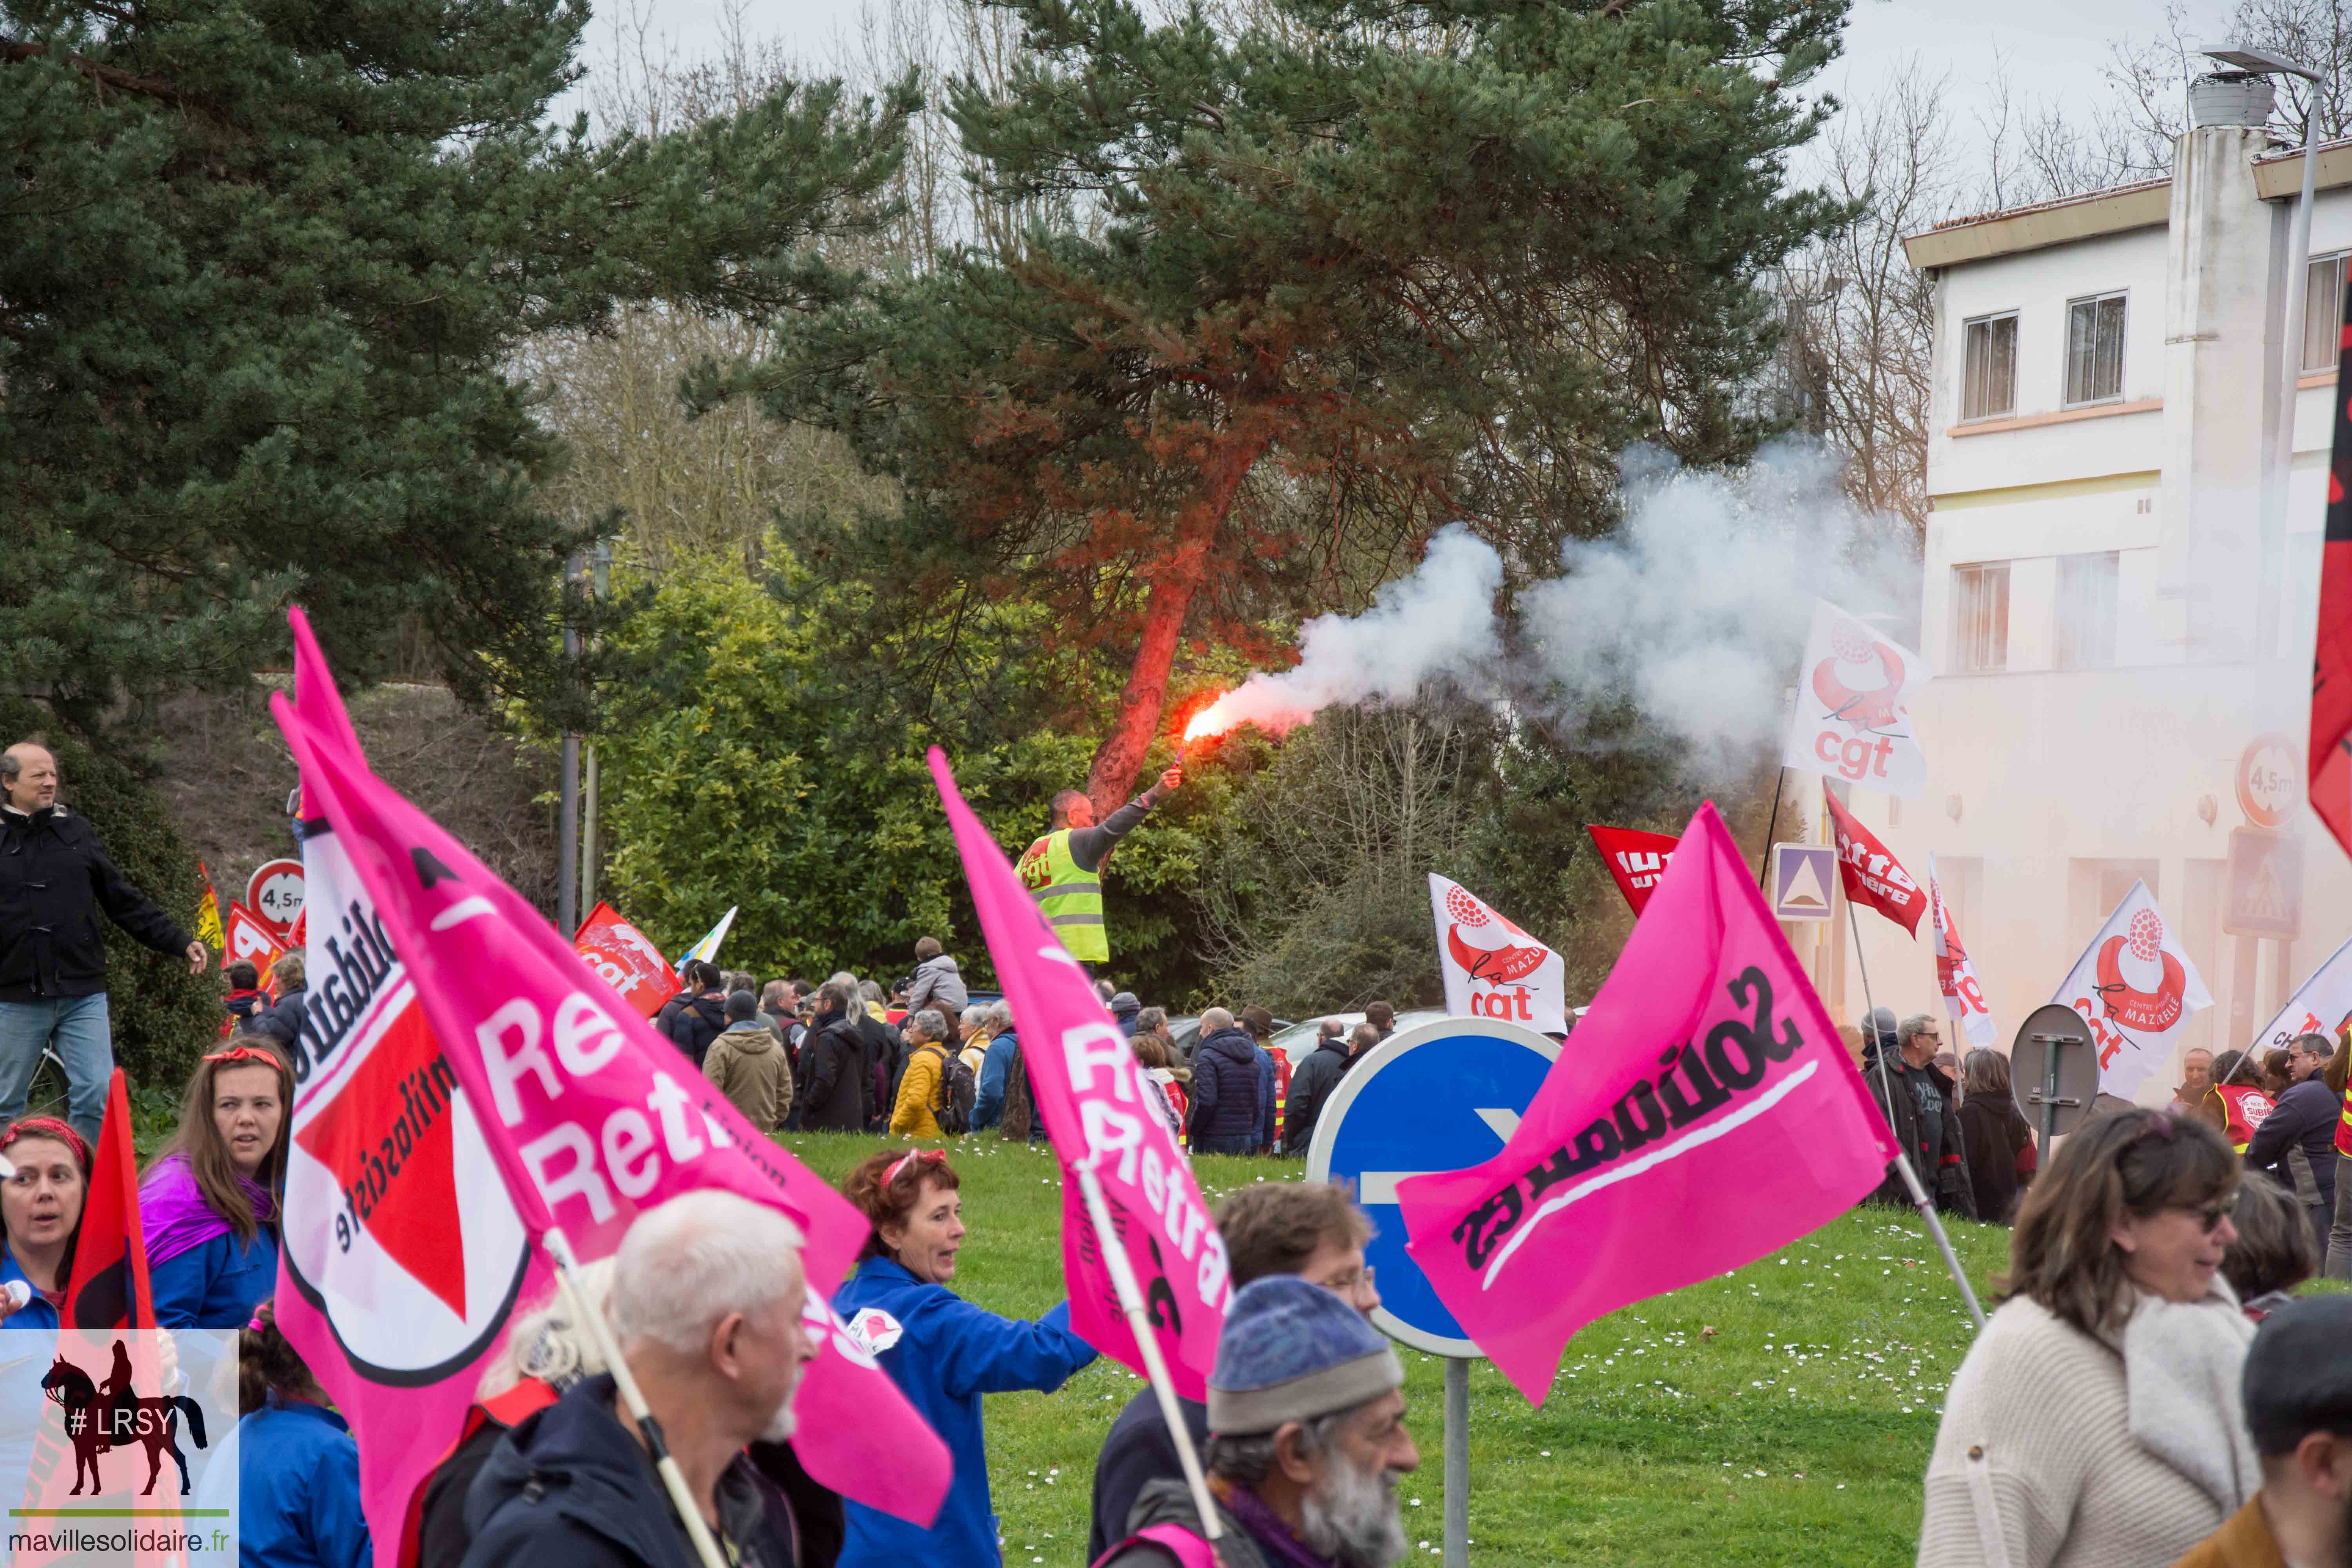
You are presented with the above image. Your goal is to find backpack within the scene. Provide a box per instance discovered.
[924,1043,978,1136]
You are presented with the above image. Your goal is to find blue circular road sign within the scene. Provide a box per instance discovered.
[1305,1017,1561,1357]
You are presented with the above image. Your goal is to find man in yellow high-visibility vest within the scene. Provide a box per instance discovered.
[1016,766,1182,973]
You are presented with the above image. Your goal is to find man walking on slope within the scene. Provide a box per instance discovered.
[1017,766,1181,973]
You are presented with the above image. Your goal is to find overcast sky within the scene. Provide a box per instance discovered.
[573,0,2241,184]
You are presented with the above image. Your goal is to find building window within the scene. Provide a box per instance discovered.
[2054,551,2120,670]
[1951,562,2010,673]
[2064,291,2127,405]
[2306,252,2349,373]
[1962,312,2018,421]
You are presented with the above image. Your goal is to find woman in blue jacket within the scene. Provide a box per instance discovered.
[0,1118,88,1485]
[834,1147,1097,1567]
[139,1043,288,1328]
[223,1299,368,1568]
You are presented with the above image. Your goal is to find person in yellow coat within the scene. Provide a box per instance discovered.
[891,1007,955,1140]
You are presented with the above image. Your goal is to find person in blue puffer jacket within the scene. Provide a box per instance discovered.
[833,1147,1097,1567]
[139,1042,288,1328]
[1187,1010,1261,1157]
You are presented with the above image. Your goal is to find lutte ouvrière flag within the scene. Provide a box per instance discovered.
[929,749,1231,1397]
[2316,263,2352,856]
[270,609,950,1568]
[1396,802,1894,1402]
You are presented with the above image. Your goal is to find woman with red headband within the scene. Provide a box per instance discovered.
[833,1147,1097,1567]
[138,1043,290,1328]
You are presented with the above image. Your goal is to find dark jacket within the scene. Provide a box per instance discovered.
[1860,1036,1975,1218]
[0,803,191,1003]
[460,1374,798,1568]
[859,1012,905,1131]
[662,991,728,1069]
[2247,1076,2343,1215]
[1281,1038,1352,1155]
[1188,1027,1261,1145]
[1096,1477,1279,1568]
[798,1012,870,1132]
[1087,1390,1209,1562]
[253,985,308,1051]
[1956,1094,2035,1223]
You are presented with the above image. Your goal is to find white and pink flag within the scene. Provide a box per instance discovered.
[930,750,1230,1397]
[271,610,950,1567]
[2051,879,2214,1100]
[2250,934,2352,1059]
[1429,874,1568,1033]
[1929,853,1998,1050]
[1397,802,1894,1402]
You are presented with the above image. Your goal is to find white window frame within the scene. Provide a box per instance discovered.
[1951,561,2011,675]
[2063,290,2129,408]
[1960,310,2019,423]
[2305,251,2349,374]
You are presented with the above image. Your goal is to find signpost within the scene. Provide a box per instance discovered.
[2011,1004,2097,1166]
[244,857,306,944]
[1306,1017,1562,1568]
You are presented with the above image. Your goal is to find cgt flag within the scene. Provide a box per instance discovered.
[573,901,674,1020]
[1429,875,1569,1033]
[60,1070,153,1330]
[195,863,224,953]
[1585,825,1680,916]
[2051,880,2214,1101]
[1781,601,1931,799]
[1397,802,1893,1402]
[1928,855,1998,1049]
[929,750,1230,1399]
[270,608,949,1559]
[2249,933,2352,1062]
[1822,789,1924,936]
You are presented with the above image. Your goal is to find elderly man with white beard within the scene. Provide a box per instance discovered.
[461,1191,820,1568]
[1100,1275,1421,1568]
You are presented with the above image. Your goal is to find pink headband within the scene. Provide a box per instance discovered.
[884,1149,947,1188]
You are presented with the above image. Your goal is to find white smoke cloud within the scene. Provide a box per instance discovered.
[1186,523,1504,737]
[1187,439,1921,769]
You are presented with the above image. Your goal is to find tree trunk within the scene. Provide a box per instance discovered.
[1084,430,1267,811]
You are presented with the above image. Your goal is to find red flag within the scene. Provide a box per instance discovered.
[61,1070,153,1330]
[1399,802,1894,1402]
[224,898,288,989]
[572,900,674,1019]
[1821,789,1924,936]
[1585,825,1681,915]
[2314,276,2352,856]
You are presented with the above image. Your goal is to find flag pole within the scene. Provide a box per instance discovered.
[1756,768,1786,891]
[542,1227,729,1568]
[1847,900,1987,1331]
[1072,1166,1225,1541]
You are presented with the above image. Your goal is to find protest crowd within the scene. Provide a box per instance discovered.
[8,615,2352,1568]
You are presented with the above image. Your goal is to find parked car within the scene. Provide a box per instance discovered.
[1264,1010,1447,1069]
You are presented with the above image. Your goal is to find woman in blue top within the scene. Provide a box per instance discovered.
[0,1118,89,1498]
[224,1299,368,1568]
[833,1147,1097,1567]
[138,1042,289,1329]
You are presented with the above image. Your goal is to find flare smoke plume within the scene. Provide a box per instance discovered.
[1185,440,1921,768]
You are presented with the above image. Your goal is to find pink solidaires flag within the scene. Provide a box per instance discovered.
[929,750,1230,1399]
[1396,802,1895,1403]
[271,610,949,1568]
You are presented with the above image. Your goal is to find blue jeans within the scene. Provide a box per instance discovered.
[0,994,113,1147]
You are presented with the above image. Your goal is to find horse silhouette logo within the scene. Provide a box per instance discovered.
[40,1339,209,1496]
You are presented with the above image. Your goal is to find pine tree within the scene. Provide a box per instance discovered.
[732,0,1849,807]
[0,0,913,724]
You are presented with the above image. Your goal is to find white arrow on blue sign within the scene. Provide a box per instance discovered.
[1305,1016,1562,1358]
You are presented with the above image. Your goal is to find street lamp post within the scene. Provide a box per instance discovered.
[2203,44,2325,655]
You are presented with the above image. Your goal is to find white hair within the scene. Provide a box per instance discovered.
[960,1004,985,1031]
[479,1258,614,1399]
[608,1191,807,1354]
[828,970,858,992]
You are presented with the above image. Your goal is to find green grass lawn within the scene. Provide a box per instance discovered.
[784,1130,2014,1567]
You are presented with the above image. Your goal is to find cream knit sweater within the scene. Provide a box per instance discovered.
[1917,1291,2257,1568]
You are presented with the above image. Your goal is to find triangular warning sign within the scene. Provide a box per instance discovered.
[1782,855,1831,911]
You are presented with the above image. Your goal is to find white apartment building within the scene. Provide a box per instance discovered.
[1831,85,2352,1098]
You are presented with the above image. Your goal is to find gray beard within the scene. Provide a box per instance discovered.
[759,1388,800,1443]
[1298,1454,1407,1568]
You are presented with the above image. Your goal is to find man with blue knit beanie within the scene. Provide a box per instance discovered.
[1096,1275,1420,1568]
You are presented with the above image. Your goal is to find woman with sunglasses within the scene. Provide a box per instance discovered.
[1918,1109,2258,1568]
[833,1147,1097,1568]
[138,1042,290,1329]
